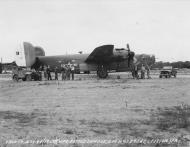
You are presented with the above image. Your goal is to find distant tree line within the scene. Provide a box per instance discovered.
[152,61,190,69]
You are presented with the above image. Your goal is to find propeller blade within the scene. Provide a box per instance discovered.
[127,44,130,51]
[127,51,135,67]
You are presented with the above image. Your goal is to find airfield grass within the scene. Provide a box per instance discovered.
[0,73,190,146]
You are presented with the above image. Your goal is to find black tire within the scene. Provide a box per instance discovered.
[35,72,42,81]
[84,71,90,74]
[13,74,18,82]
[35,75,41,81]
[38,74,42,81]
[159,75,162,78]
[97,65,108,79]
[25,74,32,81]
[33,74,38,81]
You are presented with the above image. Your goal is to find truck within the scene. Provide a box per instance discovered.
[159,66,177,78]
[12,67,42,81]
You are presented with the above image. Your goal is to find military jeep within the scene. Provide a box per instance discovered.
[12,68,42,81]
[159,66,177,78]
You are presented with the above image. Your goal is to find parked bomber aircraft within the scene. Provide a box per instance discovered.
[15,42,155,78]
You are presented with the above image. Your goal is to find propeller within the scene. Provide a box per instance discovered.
[127,44,130,51]
[126,44,135,67]
[128,51,135,67]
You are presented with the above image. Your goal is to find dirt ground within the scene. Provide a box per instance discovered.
[0,72,190,146]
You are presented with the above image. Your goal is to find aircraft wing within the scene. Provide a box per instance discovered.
[85,45,114,64]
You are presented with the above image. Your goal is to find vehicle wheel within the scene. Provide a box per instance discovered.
[13,75,18,81]
[39,74,42,81]
[97,65,108,79]
[36,74,41,81]
[33,74,38,81]
[26,74,32,81]
[159,75,162,78]
[165,75,168,78]
[33,72,41,81]
[174,74,176,78]
[84,71,90,74]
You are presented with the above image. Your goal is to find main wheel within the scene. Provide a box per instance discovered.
[25,74,32,81]
[97,65,108,79]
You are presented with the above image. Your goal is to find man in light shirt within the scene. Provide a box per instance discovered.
[71,64,75,80]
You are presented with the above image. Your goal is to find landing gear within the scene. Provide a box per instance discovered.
[26,74,32,81]
[97,65,108,79]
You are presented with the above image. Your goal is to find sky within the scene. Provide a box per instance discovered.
[0,0,190,62]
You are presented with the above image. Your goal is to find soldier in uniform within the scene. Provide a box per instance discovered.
[71,64,75,80]
[46,66,52,80]
[132,64,139,79]
[54,67,58,80]
[135,65,139,79]
[146,65,151,79]
[141,64,146,79]
[66,64,71,80]
[44,65,47,80]
[61,64,66,80]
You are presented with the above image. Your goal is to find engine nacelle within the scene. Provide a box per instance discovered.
[113,48,128,58]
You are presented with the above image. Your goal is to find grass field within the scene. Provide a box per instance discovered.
[0,73,190,146]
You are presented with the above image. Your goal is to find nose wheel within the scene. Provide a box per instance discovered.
[97,65,108,78]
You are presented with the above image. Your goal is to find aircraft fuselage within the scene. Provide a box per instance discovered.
[37,53,132,73]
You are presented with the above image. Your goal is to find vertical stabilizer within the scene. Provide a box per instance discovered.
[24,42,36,67]
[15,42,40,67]
[15,43,27,67]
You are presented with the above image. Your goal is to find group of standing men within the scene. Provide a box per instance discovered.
[43,66,52,80]
[43,63,150,80]
[43,63,75,81]
[60,63,75,80]
[132,64,151,79]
